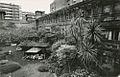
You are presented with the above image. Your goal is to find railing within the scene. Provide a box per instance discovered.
[101,40,120,52]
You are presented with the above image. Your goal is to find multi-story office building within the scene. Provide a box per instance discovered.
[0,3,20,21]
[26,13,36,22]
[50,0,83,12]
[22,11,45,22]
[22,11,36,22]
[21,11,35,22]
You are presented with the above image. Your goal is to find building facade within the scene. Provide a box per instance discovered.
[25,13,36,22]
[37,0,120,43]
[50,0,83,12]
[0,3,21,21]
[21,11,35,22]
[50,0,73,12]
[22,11,45,23]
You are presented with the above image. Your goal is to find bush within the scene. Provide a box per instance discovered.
[38,65,49,72]
[65,35,76,45]
[74,69,99,77]
[0,61,21,74]
[51,40,66,51]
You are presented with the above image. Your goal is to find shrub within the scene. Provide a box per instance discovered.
[74,69,99,77]
[51,40,66,51]
[0,61,21,74]
[48,44,77,76]
[38,65,49,72]
[65,35,76,45]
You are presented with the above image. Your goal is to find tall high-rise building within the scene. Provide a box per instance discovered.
[0,3,21,21]
[50,0,83,12]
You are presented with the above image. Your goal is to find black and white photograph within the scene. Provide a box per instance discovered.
[0,0,120,77]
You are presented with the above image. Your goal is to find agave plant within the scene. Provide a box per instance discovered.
[84,19,104,44]
[70,17,104,69]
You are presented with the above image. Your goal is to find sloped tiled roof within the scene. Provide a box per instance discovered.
[25,48,41,53]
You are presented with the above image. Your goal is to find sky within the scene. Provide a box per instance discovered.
[0,0,54,14]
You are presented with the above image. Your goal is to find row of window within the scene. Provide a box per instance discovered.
[104,31,120,41]
[38,11,78,25]
[38,1,120,26]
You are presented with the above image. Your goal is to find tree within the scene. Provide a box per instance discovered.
[70,18,97,65]
[0,22,16,30]
[0,25,38,46]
